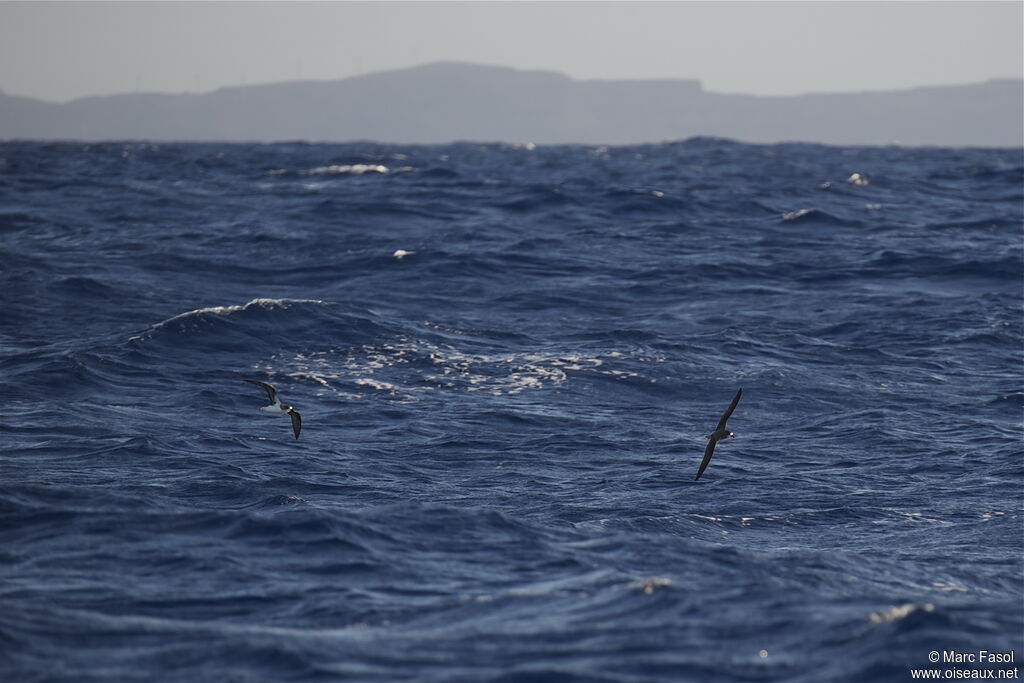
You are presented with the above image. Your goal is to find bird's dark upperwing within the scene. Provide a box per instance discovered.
[288,408,302,439]
[246,379,277,404]
[715,388,743,431]
[695,438,718,481]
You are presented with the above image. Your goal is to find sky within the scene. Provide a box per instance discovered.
[1,1,1021,103]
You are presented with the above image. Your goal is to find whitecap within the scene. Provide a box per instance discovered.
[131,298,328,341]
[300,164,388,175]
[869,602,934,624]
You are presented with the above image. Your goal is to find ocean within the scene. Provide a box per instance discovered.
[1,138,1021,682]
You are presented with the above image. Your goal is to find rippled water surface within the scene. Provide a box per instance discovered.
[1,139,1021,681]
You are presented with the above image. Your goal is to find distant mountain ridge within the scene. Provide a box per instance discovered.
[1,62,1021,146]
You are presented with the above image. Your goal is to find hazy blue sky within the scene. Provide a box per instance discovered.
[2,1,1021,102]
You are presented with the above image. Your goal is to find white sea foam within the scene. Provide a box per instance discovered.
[868,602,933,624]
[262,335,660,400]
[300,164,389,175]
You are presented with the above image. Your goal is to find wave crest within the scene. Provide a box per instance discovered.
[131,298,328,342]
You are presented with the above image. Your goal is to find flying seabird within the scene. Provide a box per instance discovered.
[393,249,415,260]
[694,388,742,481]
[245,380,302,439]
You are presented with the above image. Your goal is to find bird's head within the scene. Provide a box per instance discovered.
[725,430,734,439]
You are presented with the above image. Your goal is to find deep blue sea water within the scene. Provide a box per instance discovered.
[1,138,1021,682]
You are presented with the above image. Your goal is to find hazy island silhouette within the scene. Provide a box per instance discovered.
[1,62,1020,146]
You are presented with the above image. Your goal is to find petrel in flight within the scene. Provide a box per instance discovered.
[246,380,302,439]
[694,388,742,481]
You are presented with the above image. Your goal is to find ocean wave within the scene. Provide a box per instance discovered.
[299,163,390,175]
[2,139,1020,682]
[128,298,332,345]
[780,207,860,226]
